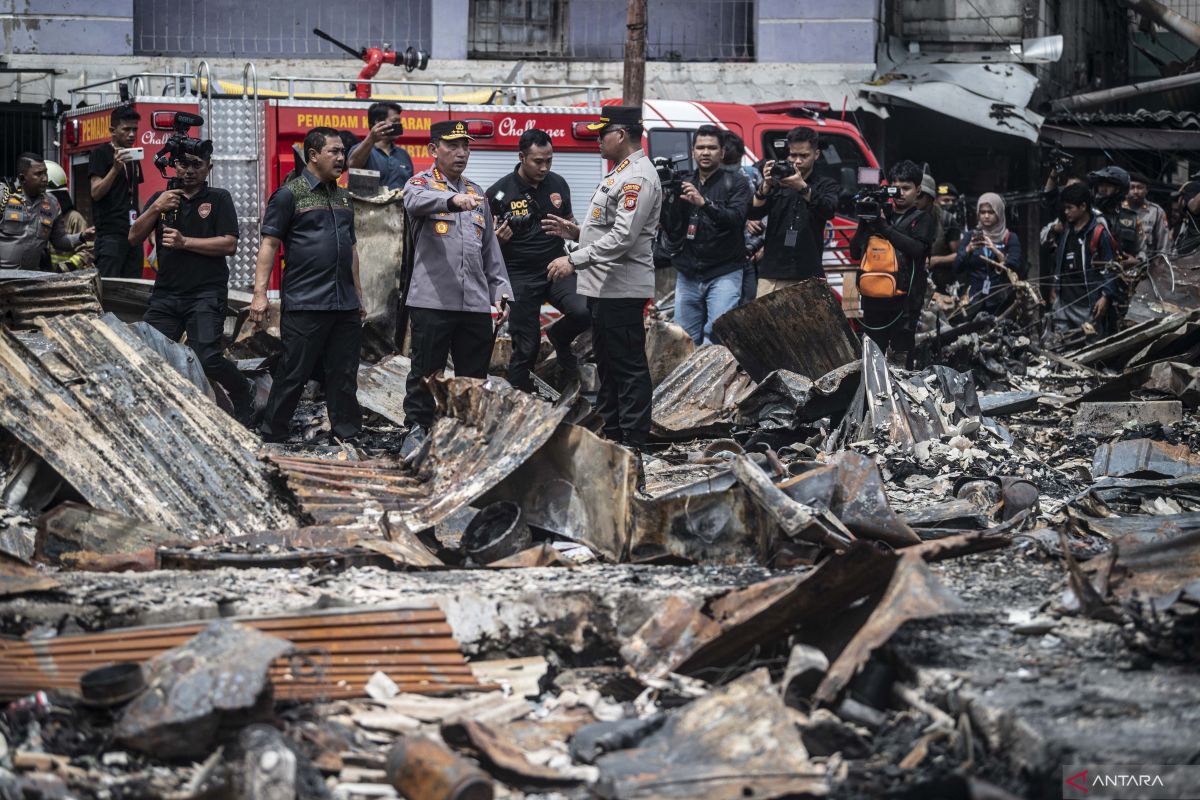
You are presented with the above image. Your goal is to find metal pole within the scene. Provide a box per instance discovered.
[1050,70,1200,111]
[622,0,647,105]
[1120,0,1200,47]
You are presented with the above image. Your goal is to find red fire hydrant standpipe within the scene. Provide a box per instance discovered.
[356,47,396,99]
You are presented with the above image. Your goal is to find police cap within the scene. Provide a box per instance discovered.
[937,182,959,198]
[585,105,643,132]
[431,120,474,142]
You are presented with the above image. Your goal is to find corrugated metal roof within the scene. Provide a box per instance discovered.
[1045,109,1200,129]
[0,314,299,537]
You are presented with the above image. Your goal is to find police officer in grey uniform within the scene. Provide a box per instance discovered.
[544,106,661,474]
[401,120,511,452]
[1,153,94,270]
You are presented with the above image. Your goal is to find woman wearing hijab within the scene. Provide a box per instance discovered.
[953,192,1025,314]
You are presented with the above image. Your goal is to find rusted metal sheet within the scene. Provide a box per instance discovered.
[1142,361,1200,406]
[814,552,966,704]
[780,451,919,547]
[115,621,292,759]
[0,269,102,328]
[276,378,567,533]
[357,354,413,427]
[650,346,755,439]
[711,278,858,382]
[1103,530,1200,608]
[1065,308,1200,367]
[593,669,829,799]
[1092,438,1200,479]
[630,469,775,564]
[0,315,299,537]
[622,543,897,680]
[645,318,695,388]
[0,605,481,702]
[35,502,182,568]
[481,423,636,562]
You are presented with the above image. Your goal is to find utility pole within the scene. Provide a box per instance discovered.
[622,0,647,105]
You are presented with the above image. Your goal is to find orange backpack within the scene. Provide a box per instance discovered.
[857,235,907,299]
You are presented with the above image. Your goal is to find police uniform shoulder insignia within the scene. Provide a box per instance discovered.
[622,182,641,193]
[622,192,639,211]
[615,158,630,173]
[410,177,427,187]
[590,207,601,219]
[549,192,562,209]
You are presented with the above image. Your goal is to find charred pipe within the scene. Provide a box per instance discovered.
[385,736,494,800]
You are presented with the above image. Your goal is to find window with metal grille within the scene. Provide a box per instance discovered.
[133,0,431,58]
[469,0,566,58]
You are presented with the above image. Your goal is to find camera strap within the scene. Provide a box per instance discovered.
[784,196,804,248]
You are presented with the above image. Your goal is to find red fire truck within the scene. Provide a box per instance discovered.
[57,65,879,314]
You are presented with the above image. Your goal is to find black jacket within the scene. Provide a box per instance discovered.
[849,206,936,292]
[660,168,751,281]
[748,175,839,280]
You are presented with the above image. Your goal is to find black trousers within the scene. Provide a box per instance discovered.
[95,233,143,279]
[143,291,250,415]
[588,297,652,447]
[860,266,925,355]
[506,270,590,390]
[261,310,363,439]
[404,307,494,429]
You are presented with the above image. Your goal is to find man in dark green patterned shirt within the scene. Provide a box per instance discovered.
[250,127,365,443]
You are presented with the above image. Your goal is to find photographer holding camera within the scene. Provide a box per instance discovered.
[659,125,751,345]
[850,159,936,367]
[347,102,414,190]
[747,126,839,300]
[486,129,588,391]
[89,106,144,278]
[128,139,254,424]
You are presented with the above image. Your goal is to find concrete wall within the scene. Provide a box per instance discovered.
[757,0,879,63]
[1,0,133,55]
[898,0,1024,42]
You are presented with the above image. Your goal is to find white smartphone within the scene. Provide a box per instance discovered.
[119,147,145,161]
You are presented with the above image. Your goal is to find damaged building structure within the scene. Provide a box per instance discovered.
[0,241,1197,800]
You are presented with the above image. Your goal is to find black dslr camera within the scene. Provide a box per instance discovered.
[853,185,901,221]
[654,154,690,194]
[500,194,541,235]
[151,110,210,190]
[769,160,796,180]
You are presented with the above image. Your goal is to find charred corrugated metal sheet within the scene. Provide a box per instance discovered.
[481,423,637,562]
[0,314,299,537]
[275,377,568,533]
[357,354,412,426]
[711,278,859,382]
[0,605,481,702]
[650,346,755,439]
[0,269,102,328]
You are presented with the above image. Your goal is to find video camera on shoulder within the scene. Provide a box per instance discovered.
[653,154,690,193]
[852,167,899,221]
[1043,145,1075,178]
[151,111,210,189]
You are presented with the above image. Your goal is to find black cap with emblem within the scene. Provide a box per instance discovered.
[585,105,643,132]
[431,120,474,142]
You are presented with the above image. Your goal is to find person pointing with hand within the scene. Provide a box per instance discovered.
[399,119,511,455]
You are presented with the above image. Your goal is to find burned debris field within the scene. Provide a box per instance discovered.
[0,265,1198,800]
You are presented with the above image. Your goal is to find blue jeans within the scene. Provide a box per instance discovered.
[675,270,742,345]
